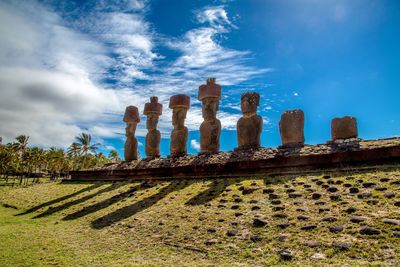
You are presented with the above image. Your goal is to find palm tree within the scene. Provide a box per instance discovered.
[74,133,100,169]
[75,133,99,155]
[15,135,29,152]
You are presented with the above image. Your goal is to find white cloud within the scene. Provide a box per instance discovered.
[0,1,270,149]
[190,139,200,151]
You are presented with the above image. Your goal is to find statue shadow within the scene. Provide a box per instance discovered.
[32,183,125,219]
[17,183,102,216]
[91,180,192,229]
[62,181,156,221]
[185,178,237,206]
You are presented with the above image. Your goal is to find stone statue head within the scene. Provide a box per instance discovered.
[202,97,219,120]
[241,92,259,117]
[172,107,187,128]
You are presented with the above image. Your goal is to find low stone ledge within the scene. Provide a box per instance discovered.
[69,138,400,181]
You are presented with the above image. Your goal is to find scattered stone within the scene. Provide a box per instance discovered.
[315,201,326,206]
[205,239,218,246]
[394,201,400,207]
[219,199,227,203]
[276,222,291,229]
[343,183,352,188]
[263,188,274,194]
[296,207,308,212]
[382,218,400,225]
[318,207,330,213]
[217,204,226,209]
[384,191,395,198]
[250,235,263,242]
[316,181,324,186]
[251,206,261,211]
[297,215,309,221]
[321,184,330,189]
[253,218,268,227]
[327,179,335,185]
[249,199,258,204]
[311,253,326,260]
[270,199,282,205]
[226,229,238,237]
[242,188,258,195]
[380,178,390,182]
[288,193,302,198]
[218,218,225,223]
[231,220,240,226]
[322,217,337,222]
[273,213,288,219]
[272,206,285,211]
[359,226,381,235]
[286,189,295,193]
[293,200,305,205]
[231,205,240,210]
[207,227,217,233]
[344,207,357,214]
[329,225,344,233]
[335,180,343,185]
[279,249,293,261]
[234,212,243,217]
[357,192,372,199]
[332,242,352,250]
[301,225,317,231]
[350,216,368,223]
[327,186,338,193]
[330,194,341,201]
[277,234,289,242]
[349,187,359,194]
[393,231,400,238]
[198,215,207,221]
[375,187,387,191]
[362,182,376,188]
[312,193,322,200]
[233,198,243,203]
[269,193,280,200]
[366,199,379,205]
[304,240,321,248]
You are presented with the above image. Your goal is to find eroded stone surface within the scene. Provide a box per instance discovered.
[169,95,190,157]
[236,92,262,150]
[123,106,140,161]
[144,96,162,159]
[198,78,221,154]
[331,116,358,140]
[279,109,305,148]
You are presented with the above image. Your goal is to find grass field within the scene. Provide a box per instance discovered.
[0,169,399,266]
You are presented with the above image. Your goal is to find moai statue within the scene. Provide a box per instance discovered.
[123,106,140,161]
[144,96,163,159]
[279,109,305,148]
[169,94,190,156]
[331,116,358,141]
[236,92,263,150]
[198,78,221,154]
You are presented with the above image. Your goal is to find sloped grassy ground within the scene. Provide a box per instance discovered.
[0,169,399,266]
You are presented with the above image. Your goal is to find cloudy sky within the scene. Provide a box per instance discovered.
[0,0,399,157]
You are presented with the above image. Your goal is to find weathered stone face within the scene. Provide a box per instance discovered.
[170,95,190,156]
[237,92,262,150]
[241,92,259,117]
[331,116,358,140]
[124,122,138,161]
[202,97,219,120]
[146,113,159,130]
[279,109,305,147]
[172,107,187,128]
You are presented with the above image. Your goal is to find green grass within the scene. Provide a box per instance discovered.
[0,169,399,266]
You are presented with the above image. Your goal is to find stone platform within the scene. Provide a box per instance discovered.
[69,138,400,181]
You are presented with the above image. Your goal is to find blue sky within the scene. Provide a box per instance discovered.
[0,0,399,158]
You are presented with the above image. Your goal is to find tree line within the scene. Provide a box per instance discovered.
[0,133,121,180]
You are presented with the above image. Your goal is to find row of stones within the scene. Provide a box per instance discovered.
[123,78,358,161]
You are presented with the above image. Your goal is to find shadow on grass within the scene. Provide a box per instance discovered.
[91,180,192,229]
[62,181,156,221]
[185,178,237,206]
[33,183,125,219]
[17,183,101,216]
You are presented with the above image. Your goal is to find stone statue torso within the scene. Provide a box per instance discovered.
[170,127,188,155]
[237,115,262,149]
[200,119,221,153]
[146,129,161,157]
